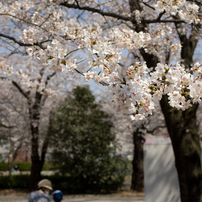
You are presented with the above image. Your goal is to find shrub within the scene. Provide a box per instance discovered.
[0,162,54,171]
[0,162,31,171]
[0,175,29,189]
[0,162,8,171]
[42,162,56,171]
[0,173,128,193]
[15,162,31,171]
[48,86,131,193]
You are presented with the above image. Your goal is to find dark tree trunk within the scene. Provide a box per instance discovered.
[131,129,145,191]
[28,105,50,190]
[28,93,45,191]
[28,122,44,190]
[160,96,202,202]
[29,157,43,191]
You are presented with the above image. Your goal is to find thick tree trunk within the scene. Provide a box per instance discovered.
[28,109,50,190]
[131,129,144,191]
[28,97,45,191]
[29,158,43,191]
[28,123,44,190]
[160,96,202,202]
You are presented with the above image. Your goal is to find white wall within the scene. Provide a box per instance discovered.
[144,140,202,202]
[144,142,180,202]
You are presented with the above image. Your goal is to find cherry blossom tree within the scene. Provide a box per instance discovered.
[0,34,80,190]
[104,98,167,191]
[0,0,202,200]
[0,79,30,175]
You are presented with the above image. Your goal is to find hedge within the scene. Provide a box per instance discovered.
[0,162,53,171]
[0,174,125,193]
[0,175,29,189]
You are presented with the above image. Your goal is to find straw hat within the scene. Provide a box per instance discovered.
[38,179,53,190]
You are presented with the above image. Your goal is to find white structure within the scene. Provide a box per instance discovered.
[144,137,180,202]
[144,137,202,202]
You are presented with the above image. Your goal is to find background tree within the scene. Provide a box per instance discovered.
[102,93,167,192]
[0,79,30,175]
[130,109,166,192]
[48,86,129,193]
[0,1,100,189]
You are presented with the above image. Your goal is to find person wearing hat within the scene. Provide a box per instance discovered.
[52,190,63,202]
[29,179,53,202]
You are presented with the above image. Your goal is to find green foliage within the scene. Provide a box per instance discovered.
[42,162,55,171]
[0,162,31,171]
[0,162,8,171]
[15,162,54,171]
[0,173,131,193]
[46,173,126,193]
[0,162,55,171]
[16,162,31,171]
[0,175,29,189]
[48,86,130,192]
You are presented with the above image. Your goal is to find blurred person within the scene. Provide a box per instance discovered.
[14,165,19,171]
[29,179,53,202]
[13,165,20,173]
[52,190,63,202]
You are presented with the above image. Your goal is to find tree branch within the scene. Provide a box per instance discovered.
[60,2,185,25]
[144,125,166,134]
[40,72,56,106]
[0,122,15,129]
[41,133,49,164]
[59,2,132,21]
[0,33,50,49]
[12,81,31,101]
[12,139,23,162]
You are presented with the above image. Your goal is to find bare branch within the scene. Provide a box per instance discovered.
[0,13,48,32]
[141,1,155,10]
[12,81,31,101]
[0,123,15,129]
[145,125,166,134]
[0,33,50,49]
[40,72,56,106]
[60,2,185,25]
[156,11,166,21]
[60,2,132,21]
[74,67,109,86]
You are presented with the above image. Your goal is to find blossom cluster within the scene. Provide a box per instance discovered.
[0,0,201,120]
[154,0,201,24]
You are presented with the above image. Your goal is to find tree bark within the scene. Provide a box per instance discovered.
[28,93,45,191]
[29,123,44,190]
[28,102,50,190]
[160,97,202,202]
[131,129,145,191]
